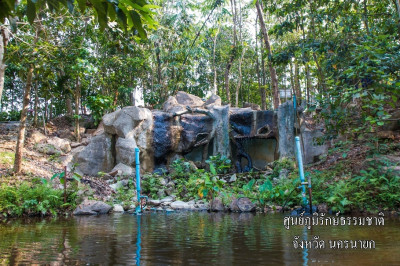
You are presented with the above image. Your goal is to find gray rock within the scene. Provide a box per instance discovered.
[47,137,71,153]
[228,174,237,183]
[36,143,62,155]
[60,154,73,166]
[205,94,221,107]
[278,101,295,158]
[170,201,190,210]
[160,196,175,203]
[103,109,121,135]
[162,96,186,114]
[115,137,137,166]
[57,129,75,141]
[237,197,256,212]
[175,91,204,107]
[104,106,153,139]
[30,130,47,144]
[157,189,166,199]
[279,169,290,180]
[110,180,129,191]
[113,204,124,213]
[74,133,114,176]
[111,163,134,176]
[317,203,328,213]
[229,198,240,212]
[165,187,174,196]
[194,203,209,211]
[243,102,261,110]
[70,142,82,148]
[148,199,161,206]
[210,198,224,212]
[73,200,112,215]
[302,128,328,164]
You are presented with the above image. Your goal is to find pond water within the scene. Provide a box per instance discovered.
[0,212,399,265]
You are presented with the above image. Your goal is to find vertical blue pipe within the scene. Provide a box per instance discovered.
[135,214,142,265]
[295,136,307,206]
[293,94,297,113]
[135,147,141,214]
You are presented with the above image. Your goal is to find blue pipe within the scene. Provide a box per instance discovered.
[135,147,148,214]
[293,94,297,113]
[295,136,308,206]
[135,148,142,214]
[135,214,142,265]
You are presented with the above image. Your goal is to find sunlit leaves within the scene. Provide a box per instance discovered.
[1,0,158,39]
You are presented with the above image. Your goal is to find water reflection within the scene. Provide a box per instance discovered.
[136,215,142,266]
[0,213,399,265]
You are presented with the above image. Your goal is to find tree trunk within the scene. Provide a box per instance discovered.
[306,63,311,106]
[289,62,295,99]
[256,0,280,109]
[66,95,73,115]
[255,14,266,110]
[33,81,39,127]
[113,89,119,107]
[212,28,219,95]
[155,42,162,96]
[235,47,246,107]
[14,66,34,174]
[225,0,238,105]
[294,61,301,103]
[224,55,234,104]
[49,99,53,120]
[0,26,9,108]
[75,77,81,142]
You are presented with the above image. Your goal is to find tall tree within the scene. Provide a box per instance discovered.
[255,0,280,109]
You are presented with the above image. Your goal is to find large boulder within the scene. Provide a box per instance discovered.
[104,106,151,138]
[277,101,295,158]
[175,91,204,107]
[73,200,112,215]
[47,137,71,153]
[170,200,191,210]
[210,198,225,212]
[116,137,137,166]
[237,197,256,212]
[30,130,47,144]
[75,106,154,174]
[74,133,114,176]
[163,96,186,114]
[60,146,85,167]
[302,128,328,164]
[205,94,221,107]
[36,143,62,155]
[110,163,134,177]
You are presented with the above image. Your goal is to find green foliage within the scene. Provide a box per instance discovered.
[113,179,136,207]
[197,171,225,201]
[270,158,296,178]
[241,173,300,208]
[0,151,15,166]
[84,95,114,125]
[1,0,158,37]
[205,155,231,174]
[0,110,21,121]
[0,182,78,217]
[142,173,163,199]
[170,158,193,178]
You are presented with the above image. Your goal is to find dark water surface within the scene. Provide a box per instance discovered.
[0,212,399,265]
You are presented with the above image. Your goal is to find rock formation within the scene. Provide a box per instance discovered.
[73,91,324,176]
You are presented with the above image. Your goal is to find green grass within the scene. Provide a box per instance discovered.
[0,151,15,166]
